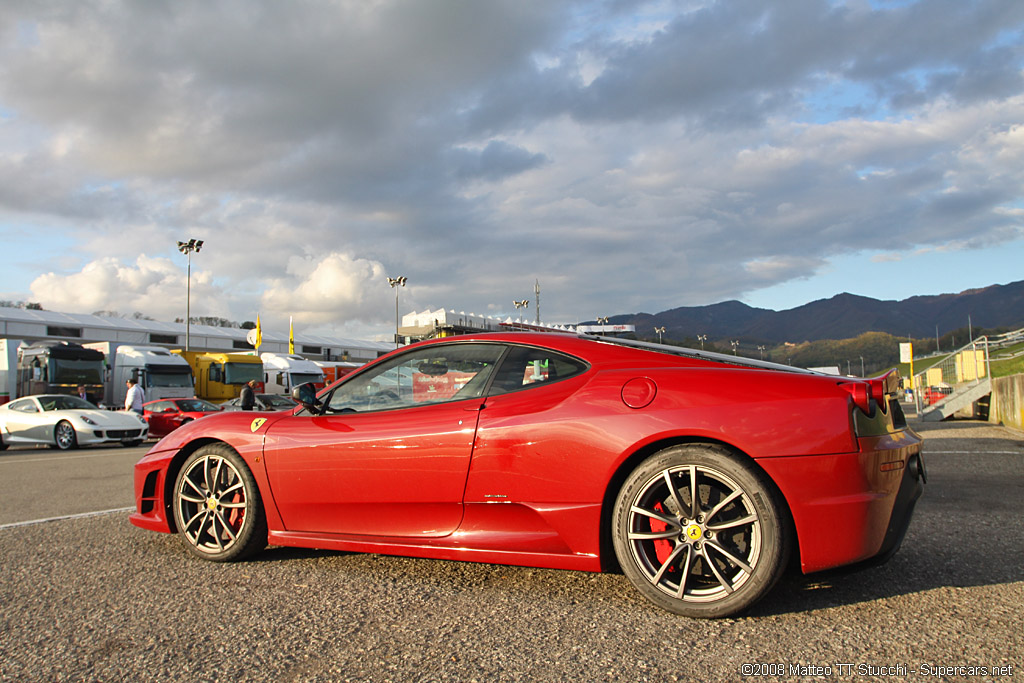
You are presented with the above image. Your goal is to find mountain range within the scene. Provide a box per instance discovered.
[610,280,1024,343]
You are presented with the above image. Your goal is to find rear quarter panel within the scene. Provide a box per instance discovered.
[468,366,856,506]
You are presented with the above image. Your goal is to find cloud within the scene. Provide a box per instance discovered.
[260,252,390,326]
[1,0,1023,329]
[29,254,229,319]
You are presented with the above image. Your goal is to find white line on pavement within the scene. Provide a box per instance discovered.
[0,506,134,530]
[0,450,142,464]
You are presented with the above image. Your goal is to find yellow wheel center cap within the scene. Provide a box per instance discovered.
[206,498,218,512]
[686,524,703,541]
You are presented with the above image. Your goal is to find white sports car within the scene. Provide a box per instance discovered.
[0,394,149,450]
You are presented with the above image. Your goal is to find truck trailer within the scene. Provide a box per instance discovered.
[313,359,363,385]
[0,339,22,405]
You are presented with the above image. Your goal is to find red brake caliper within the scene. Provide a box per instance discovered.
[650,501,673,565]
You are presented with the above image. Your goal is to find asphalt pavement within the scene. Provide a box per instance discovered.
[0,419,1021,682]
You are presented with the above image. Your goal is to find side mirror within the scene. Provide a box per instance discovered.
[291,382,320,413]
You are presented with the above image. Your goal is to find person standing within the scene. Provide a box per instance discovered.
[77,385,93,405]
[240,380,256,411]
[125,378,145,414]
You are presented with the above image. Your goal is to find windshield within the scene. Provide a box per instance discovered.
[177,399,220,412]
[40,395,96,411]
[147,371,194,388]
[51,359,105,384]
[260,394,297,408]
[224,362,264,385]
[290,372,323,385]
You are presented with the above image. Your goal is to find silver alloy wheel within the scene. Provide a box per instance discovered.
[175,452,251,556]
[54,421,77,450]
[625,463,762,603]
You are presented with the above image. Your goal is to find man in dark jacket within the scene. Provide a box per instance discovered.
[240,380,256,411]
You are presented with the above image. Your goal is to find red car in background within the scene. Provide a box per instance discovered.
[142,398,222,439]
[130,332,924,618]
[923,384,953,405]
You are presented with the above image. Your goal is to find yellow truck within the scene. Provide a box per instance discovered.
[172,350,264,403]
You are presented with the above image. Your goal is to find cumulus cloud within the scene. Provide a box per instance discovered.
[260,252,391,326]
[29,255,230,320]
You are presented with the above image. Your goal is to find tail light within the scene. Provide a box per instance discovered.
[842,370,898,416]
[841,381,873,415]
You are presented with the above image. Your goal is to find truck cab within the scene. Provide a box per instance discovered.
[85,343,195,408]
[173,350,264,403]
[16,342,105,400]
[261,352,326,394]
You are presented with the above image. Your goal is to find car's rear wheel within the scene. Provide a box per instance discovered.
[612,444,790,618]
[172,444,267,561]
[54,421,78,450]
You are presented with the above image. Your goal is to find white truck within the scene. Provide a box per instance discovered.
[0,339,21,405]
[84,343,195,408]
[261,352,326,395]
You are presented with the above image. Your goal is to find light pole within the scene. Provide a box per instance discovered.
[596,316,609,336]
[731,340,739,355]
[757,345,765,360]
[176,239,203,351]
[697,334,706,350]
[513,299,529,324]
[860,356,865,377]
[388,276,407,348]
[654,326,665,343]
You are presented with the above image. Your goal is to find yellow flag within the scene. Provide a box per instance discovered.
[255,314,262,351]
[289,316,295,354]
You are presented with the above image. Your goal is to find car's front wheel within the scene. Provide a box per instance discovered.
[54,420,78,450]
[172,444,267,561]
[612,444,790,618]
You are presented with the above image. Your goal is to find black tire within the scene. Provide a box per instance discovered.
[54,420,78,451]
[0,431,7,451]
[612,444,790,618]
[172,444,267,562]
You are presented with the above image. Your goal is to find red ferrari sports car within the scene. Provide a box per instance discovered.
[130,332,924,618]
[142,397,222,439]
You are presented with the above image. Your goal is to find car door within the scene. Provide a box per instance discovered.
[1,401,44,444]
[263,342,506,538]
[145,400,174,437]
[2,398,48,442]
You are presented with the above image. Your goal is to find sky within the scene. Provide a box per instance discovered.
[1,0,1022,341]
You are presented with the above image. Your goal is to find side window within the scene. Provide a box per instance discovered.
[9,399,39,413]
[323,343,506,413]
[487,346,589,396]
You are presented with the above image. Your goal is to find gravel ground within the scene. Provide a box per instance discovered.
[1,418,1021,682]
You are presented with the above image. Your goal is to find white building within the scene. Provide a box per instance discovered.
[0,307,392,363]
